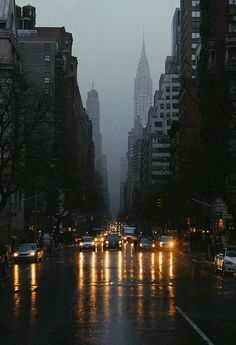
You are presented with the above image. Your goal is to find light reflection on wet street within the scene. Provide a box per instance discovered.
[1,244,236,344]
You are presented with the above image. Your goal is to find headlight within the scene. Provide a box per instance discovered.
[80,243,83,246]
[14,252,18,257]
[30,251,36,256]
[119,241,122,244]
[160,242,163,247]
[106,241,109,244]
[92,242,95,245]
[152,244,155,248]
[169,242,174,248]
[140,244,143,247]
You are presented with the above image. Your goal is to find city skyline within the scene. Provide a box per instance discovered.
[16,0,180,215]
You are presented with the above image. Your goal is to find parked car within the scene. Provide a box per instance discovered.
[79,237,96,251]
[137,238,155,251]
[158,236,175,250]
[214,247,236,276]
[104,234,122,250]
[13,243,44,263]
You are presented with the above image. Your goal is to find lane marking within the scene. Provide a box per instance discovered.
[176,306,215,345]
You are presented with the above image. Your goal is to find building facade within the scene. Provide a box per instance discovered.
[86,87,102,174]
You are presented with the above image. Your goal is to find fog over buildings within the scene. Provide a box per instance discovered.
[16,0,180,216]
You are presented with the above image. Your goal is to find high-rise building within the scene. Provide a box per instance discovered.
[134,39,153,127]
[198,0,236,236]
[141,56,180,189]
[177,0,201,177]
[16,6,95,231]
[125,40,153,210]
[0,0,23,241]
[86,86,102,173]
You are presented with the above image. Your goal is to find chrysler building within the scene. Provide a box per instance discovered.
[134,39,153,127]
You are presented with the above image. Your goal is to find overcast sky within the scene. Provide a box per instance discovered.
[17,0,180,216]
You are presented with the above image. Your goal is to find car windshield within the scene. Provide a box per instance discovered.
[141,239,151,244]
[19,244,37,251]
[82,237,93,242]
[107,235,119,241]
[160,236,172,242]
[227,250,236,257]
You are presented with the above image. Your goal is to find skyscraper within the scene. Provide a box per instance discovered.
[134,39,153,127]
[86,86,102,173]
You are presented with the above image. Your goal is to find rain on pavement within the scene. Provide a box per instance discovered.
[1,244,236,345]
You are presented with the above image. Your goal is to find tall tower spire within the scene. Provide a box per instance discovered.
[134,38,153,126]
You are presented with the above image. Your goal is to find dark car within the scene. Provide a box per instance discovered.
[104,234,122,250]
[137,238,155,251]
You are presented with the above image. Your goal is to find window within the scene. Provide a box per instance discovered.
[166,87,170,92]
[167,120,171,126]
[192,43,198,49]
[192,54,196,61]
[166,104,170,109]
[44,77,50,84]
[192,11,200,17]
[155,121,163,128]
[172,77,180,82]
[229,0,236,5]
[45,55,50,62]
[192,32,200,39]
[172,86,180,92]
[160,103,164,109]
[192,0,200,6]
[229,22,236,32]
[172,103,179,109]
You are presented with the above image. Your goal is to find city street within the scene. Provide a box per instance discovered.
[0,245,236,345]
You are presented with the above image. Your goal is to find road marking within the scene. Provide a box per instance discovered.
[176,306,215,345]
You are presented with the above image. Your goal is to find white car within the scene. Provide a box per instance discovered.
[214,247,236,276]
[13,243,44,263]
[79,237,96,251]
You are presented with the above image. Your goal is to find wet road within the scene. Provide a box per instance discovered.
[0,244,236,345]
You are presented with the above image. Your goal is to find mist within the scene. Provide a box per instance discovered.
[17,0,180,216]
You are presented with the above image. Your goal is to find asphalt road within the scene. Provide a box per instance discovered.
[0,244,236,345]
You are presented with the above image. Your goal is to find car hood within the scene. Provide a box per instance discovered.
[18,249,36,254]
[226,256,236,263]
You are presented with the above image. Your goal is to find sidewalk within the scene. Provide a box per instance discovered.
[179,248,214,265]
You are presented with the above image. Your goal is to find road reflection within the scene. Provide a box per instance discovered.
[75,245,177,337]
[13,263,38,325]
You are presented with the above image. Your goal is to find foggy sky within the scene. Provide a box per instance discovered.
[17,0,180,216]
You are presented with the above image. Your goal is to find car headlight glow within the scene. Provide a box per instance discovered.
[160,242,163,247]
[92,242,95,245]
[13,252,18,257]
[169,242,174,248]
[152,244,155,248]
[106,241,109,244]
[30,251,36,256]
[80,243,83,246]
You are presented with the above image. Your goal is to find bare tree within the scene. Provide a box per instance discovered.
[0,69,52,214]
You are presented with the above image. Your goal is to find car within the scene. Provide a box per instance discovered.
[214,247,236,276]
[104,234,122,250]
[158,236,175,250]
[13,243,44,263]
[137,238,155,251]
[79,237,96,251]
